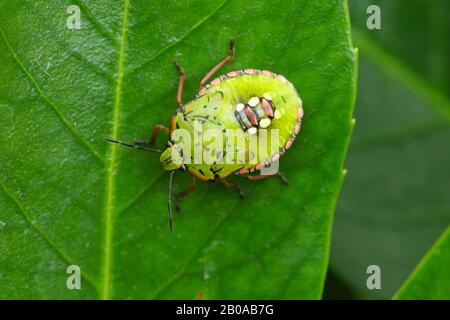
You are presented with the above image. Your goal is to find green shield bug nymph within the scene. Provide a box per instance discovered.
[106,39,304,231]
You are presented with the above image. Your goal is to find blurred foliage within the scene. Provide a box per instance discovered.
[0,0,356,299]
[394,227,450,299]
[327,0,449,299]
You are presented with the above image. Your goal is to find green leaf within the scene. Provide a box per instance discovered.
[328,0,450,299]
[0,0,356,299]
[394,227,450,299]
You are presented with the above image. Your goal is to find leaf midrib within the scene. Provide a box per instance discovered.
[0,0,231,300]
[100,0,232,299]
[101,0,130,300]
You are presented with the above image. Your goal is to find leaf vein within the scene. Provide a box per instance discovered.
[0,179,99,292]
[126,0,229,75]
[150,184,256,299]
[101,0,130,300]
[116,172,164,217]
[72,0,119,47]
[0,25,106,164]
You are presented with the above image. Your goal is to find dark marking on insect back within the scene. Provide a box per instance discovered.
[261,98,274,118]
[244,107,258,126]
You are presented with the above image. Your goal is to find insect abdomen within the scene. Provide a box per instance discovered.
[178,69,303,179]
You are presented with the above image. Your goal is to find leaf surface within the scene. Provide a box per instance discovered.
[0,0,356,299]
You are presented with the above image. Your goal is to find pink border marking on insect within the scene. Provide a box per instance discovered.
[198,87,207,96]
[294,122,301,135]
[271,153,281,162]
[277,74,287,83]
[211,77,221,86]
[244,68,256,74]
[285,139,294,150]
[206,69,292,89]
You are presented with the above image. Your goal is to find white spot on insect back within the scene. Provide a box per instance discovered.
[259,118,271,128]
[274,109,282,119]
[248,96,259,107]
[235,103,245,112]
[263,92,272,100]
[247,127,257,135]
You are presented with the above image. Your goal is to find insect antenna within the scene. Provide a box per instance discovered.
[104,137,162,153]
[168,170,175,232]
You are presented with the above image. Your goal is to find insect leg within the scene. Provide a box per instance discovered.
[219,178,245,199]
[149,124,170,145]
[175,176,196,212]
[173,61,185,107]
[104,137,161,153]
[199,38,235,88]
[277,171,290,185]
[244,172,290,185]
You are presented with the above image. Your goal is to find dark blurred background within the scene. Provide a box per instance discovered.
[324,0,450,299]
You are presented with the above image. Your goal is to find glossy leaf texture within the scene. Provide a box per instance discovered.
[0,0,356,299]
[394,227,450,299]
[328,0,449,299]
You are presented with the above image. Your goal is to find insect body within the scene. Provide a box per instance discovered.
[107,39,303,231]
[166,69,303,181]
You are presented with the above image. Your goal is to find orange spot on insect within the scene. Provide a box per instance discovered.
[195,291,205,300]
[255,163,265,170]
[239,168,248,174]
